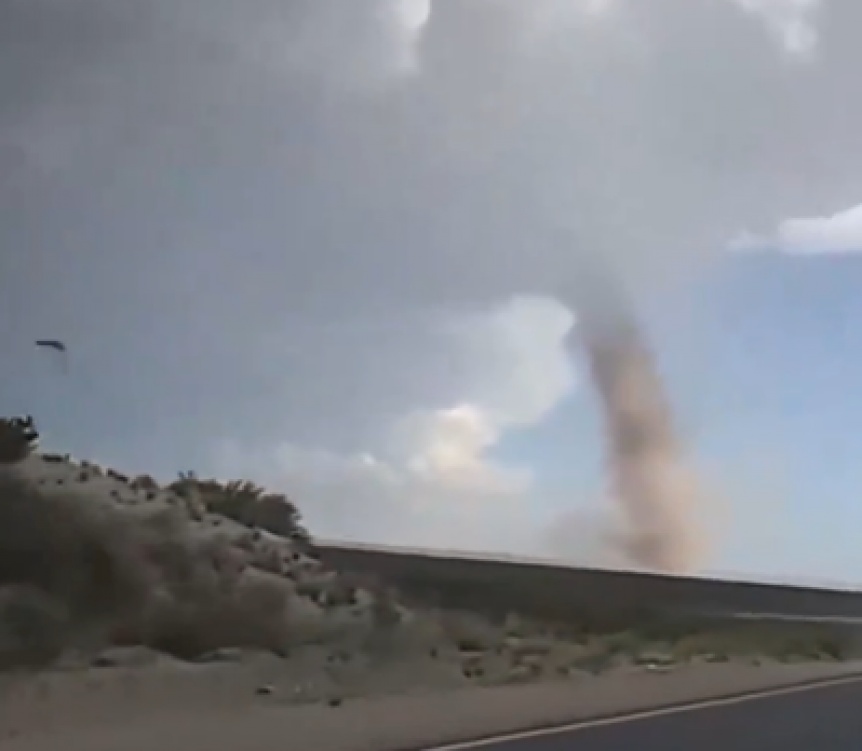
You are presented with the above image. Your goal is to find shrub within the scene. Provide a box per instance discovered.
[0,417,39,464]
[169,474,310,544]
[0,472,302,664]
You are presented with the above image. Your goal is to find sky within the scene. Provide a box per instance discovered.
[4,0,862,583]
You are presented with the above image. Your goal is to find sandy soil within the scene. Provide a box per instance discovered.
[2,658,862,751]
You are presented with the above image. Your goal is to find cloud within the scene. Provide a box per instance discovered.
[517,0,823,58]
[2,0,862,567]
[733,0,822,57]
[214,295,575,552]
[271,0,819,93]
[733,202,862,254]
[387,0,432,73]
[204,0,433,89]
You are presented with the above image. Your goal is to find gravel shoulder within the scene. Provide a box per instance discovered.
[4,659,862,751]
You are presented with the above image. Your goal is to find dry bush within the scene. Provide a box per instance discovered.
[0,474,153,667]
[170,474,310,545]
[0,585,71,669]
[132,570,295,658]
[251,492,309,544]
[98,510,301,659]
[435,611,504,652]
[0,472,303,666]
[668,621,855,663]
[0,418,38,465]
[0,474,151,620]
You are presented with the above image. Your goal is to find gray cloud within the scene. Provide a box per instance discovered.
[1,0,859,556]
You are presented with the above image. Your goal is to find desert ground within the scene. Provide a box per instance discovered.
[1,417,861,750]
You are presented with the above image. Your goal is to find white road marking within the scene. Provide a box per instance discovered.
[422,673,862,751]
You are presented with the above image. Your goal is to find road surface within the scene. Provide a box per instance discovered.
[433,677,862,751]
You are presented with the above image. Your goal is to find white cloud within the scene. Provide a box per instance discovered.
[393,404,523,496]
[532,0,824,58]
[191,0,434,90]
[214,294,576,553]
[376,0,432,77]
[431,295,577,427]
[734,202,862,254]
[777,204,862,253]
[439,0,824,60]
[391,0,432,32]
[733,0,822,57]
[255,0,817,93]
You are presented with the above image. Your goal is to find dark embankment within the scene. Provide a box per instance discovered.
[317,543,862,627]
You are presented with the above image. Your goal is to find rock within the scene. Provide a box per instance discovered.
[503,664,536,684]
[91,646,171,669]
[516,654,546,672]
[504,635,556,657]
[570,653,615,675]
[193,647,250,664]
[633,651,675,666]
[325,649,352,665]
[644,662,674,673]
[459,650,485,678]
[439,612,501,652]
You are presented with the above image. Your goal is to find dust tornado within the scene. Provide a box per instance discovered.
[567,251,707,573]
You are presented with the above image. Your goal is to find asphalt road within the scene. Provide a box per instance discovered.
[451,678,862,751]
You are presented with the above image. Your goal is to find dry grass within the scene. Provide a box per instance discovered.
[666,620,853,663]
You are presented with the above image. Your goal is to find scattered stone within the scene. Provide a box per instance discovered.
[644,662,674,673]
[634,651,675,667]
[571,653,614,675]
[91,647,171,669]
[503,664,536,684]
[707,652,730,662]
[193,647,248,664]
[505,636,556,658]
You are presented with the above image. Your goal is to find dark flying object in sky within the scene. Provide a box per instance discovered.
[35,339,66,352]
[35,339,68,373]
